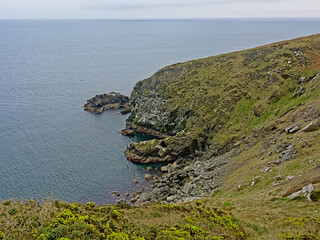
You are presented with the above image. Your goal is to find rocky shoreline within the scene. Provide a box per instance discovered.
[84,92,130,114]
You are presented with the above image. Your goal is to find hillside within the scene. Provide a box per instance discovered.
[1,34,320,239]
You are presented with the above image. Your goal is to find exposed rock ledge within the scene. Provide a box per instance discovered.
[126,120,168,139]
[84,92,129,114]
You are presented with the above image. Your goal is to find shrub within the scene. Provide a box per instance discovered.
[8,208,18,215]
[310,191,320,202]
[0,231,5,240]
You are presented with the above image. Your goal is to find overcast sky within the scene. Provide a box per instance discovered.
[1,0,320,19]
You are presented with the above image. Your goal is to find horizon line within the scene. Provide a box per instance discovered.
[1,17,320,21]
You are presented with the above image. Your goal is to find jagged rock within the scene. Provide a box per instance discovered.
[290,184,314,201]
[116,198,127,204]
[286,176,295,180]
[110,191,120,197]
[285,124,300,134]
[135,193,150,206]
[144,174,153,181]
[150,188,161,198]
[237,182,243,191]
[84,92,129,114]
[303,122,319,132]
[279,144,297,161]
[182,183,194,194]
[166,196,176,202]
[120,107,131,115]
[298,76,307,84]
[234,142,241,147]
[121,129,135,136]
[260,166,272,173]
[251,176,260,186]
[125,131,196,164]
[161,166,169,172]
[132,179,139,184]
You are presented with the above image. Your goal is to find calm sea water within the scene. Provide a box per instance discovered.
[0,19,319,204]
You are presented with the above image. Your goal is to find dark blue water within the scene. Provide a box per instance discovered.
[0,19,319,204]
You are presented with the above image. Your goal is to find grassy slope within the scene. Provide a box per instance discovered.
[1,35,320,239]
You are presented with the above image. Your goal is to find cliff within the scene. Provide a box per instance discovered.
[126,34,320,165]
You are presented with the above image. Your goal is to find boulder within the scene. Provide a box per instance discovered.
[285,124,300,134]
[135,193,150,206]
[161,166,169,172]
[110,191,121,197]
[144,174,153,181]
[182,183,194,194]
[132,179,139,184]
[290,184,314,201]
[116,198,127,204]
[303,122,319,132]
[279,144,297,161]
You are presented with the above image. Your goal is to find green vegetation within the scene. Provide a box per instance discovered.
[0,200,245,239]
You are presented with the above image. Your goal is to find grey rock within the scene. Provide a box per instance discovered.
[161,166,168,172]
[144,174,153,181]
[182,183,193,194]
[290,184,314,201]
[166,195,176,202]
[275,175,284,181]
[308,159,314,164]
[303,122,319,132]
[177,170,188,180]
[233,141,241,147]
[285,125,300,134]
[286,175,295,180]
[201,173,213,180]
[160,186,170,195]
[251,176,260,186]
[116,198,127,204]
[132,179,139,184]
[135,193,150,206]
[260,166,272,173]
[110,191,121,197]
[279,144,297,161]
[298,76,307,84]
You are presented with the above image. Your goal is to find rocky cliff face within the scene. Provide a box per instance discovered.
[127,34,320,165]
[125,34,320,207]
[128,65,191,135]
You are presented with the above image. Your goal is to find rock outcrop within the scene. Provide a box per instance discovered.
[84,92,129,114]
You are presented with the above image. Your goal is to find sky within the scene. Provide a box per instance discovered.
[0,0,320,19]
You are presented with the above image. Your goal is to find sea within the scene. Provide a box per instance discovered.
[0,19,319,204]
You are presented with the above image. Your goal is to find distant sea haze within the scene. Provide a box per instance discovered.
[0,19,319,204]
